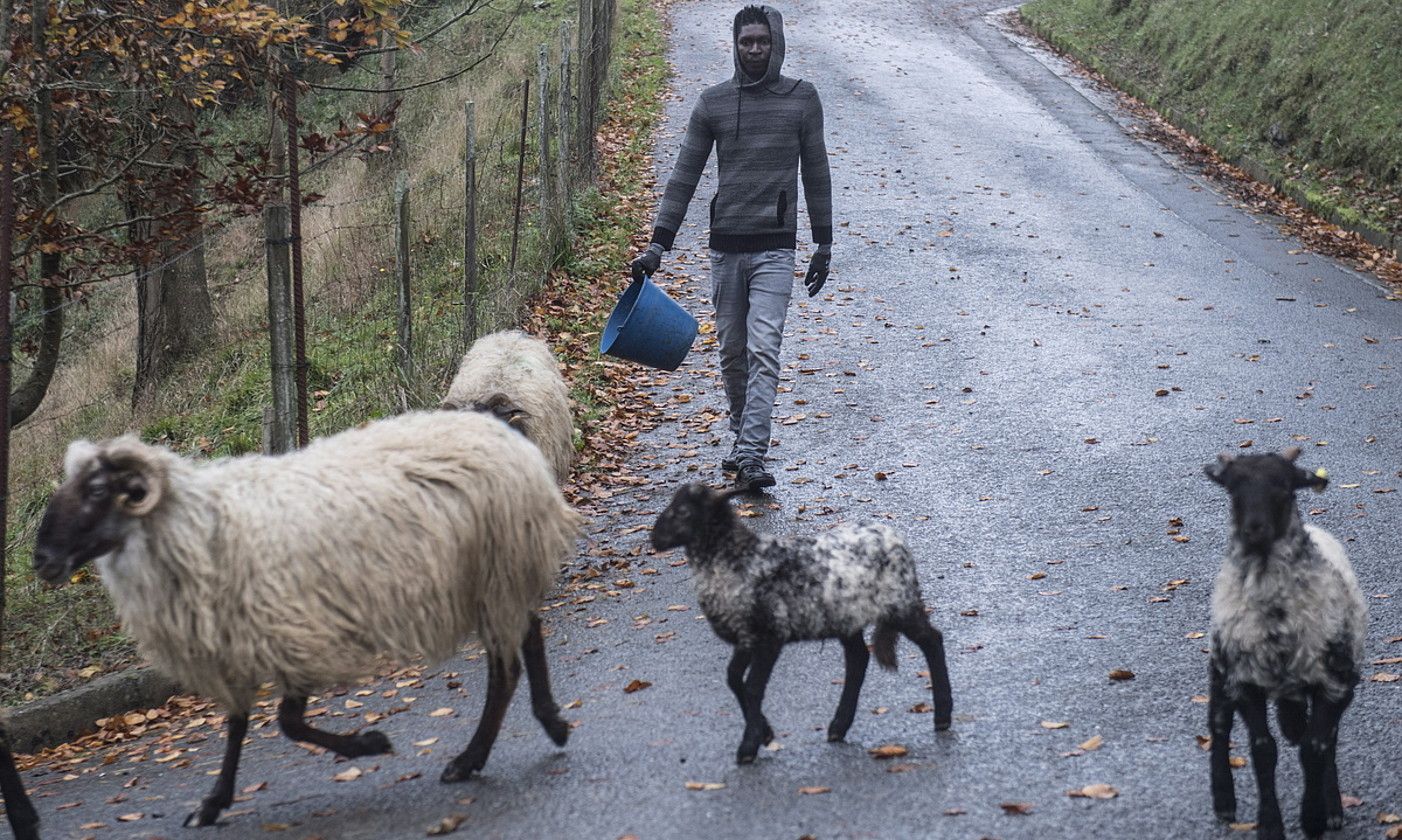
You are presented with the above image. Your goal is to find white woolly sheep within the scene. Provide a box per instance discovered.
[1204,447,1367,840]
[650,483,952,764]
[0,713,38,840]
[32,411,581,828]
[442,330,574,483]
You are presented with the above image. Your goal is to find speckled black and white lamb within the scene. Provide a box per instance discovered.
[1204,448,1367,840]
[651,482,952,765]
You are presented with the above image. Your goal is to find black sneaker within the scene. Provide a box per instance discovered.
[735,461,776,491]
[721,455,740,473]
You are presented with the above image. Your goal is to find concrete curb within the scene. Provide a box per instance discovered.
[8,667,181,755]
[1016,8,1402,260]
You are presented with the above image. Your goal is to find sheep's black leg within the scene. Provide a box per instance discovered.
[727,649,773,745]
[521,615,570,747]
[1208,665,1237,822]
[278,695,392,758]
[184,711,249,828]
[736,641,781,765]
[1237,687,1284,840]
[0,727,38,840]
[827,634,869,743]
[1277,697,1307,745]
[442,651,522,782]
[900,612,952,731]
[1299,686,1352,838]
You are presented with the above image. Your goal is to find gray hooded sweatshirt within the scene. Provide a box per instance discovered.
[650,5,833,253]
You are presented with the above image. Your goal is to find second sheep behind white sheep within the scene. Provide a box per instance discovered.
[443,330,574,483]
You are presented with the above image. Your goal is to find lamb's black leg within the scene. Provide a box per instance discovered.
[726,648,773,746]
[521,615,570,747]
[1237,688,1284,840]
[1299,686,1352,838]
[1208,665,1238,823]
[0,727,38,840]
[278,694,392,757]
[442,651,522,782]
[827,634,869,742]
[184,711,249,827]
[1277,697,1307,745]
[736,641,781,765]
[900,612,952,730]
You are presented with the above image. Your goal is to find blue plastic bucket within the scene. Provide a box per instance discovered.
[599,275,699,371]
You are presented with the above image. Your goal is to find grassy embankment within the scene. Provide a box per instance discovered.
[0,0,669,703]
[1020,0,1402,242]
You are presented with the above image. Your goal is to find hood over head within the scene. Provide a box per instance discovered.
[732,5,785,88]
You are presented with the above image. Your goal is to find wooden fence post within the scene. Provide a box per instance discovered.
[264,203,297,454]
[395,171,413,409]
[558,21,574,199]
[509,79,530,276]
[537,43,556,260]
[463,100,478,349]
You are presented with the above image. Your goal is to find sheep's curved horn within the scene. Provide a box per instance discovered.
[101,439,167,517]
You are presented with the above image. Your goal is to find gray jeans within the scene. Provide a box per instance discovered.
[710,248,795,464]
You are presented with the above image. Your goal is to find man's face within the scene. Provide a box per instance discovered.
[737,22,771,79]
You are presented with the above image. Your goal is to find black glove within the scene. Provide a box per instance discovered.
[804,244,831,297]
[631,242,664,282]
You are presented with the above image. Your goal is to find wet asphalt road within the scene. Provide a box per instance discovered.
[19,1,1401,838]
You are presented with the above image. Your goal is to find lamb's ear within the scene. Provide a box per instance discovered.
[1281,446,1303,462]
[1203,452,1233,485]
[101,439,167,517]
[1296,465,1329,494]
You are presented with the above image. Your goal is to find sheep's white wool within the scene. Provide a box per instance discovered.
[1211,522,1367,702]
[443,331,574,483]
[70,411,580,711]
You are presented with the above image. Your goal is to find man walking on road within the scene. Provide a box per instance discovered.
[631,4,833,492]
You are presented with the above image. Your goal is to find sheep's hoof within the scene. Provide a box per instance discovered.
[1255,821,1285,840]
[183,803,223,828]
[934,717,952,732]
[440,757,483,783]
[762,722,775,745]
[540,713,571,747]
[1326,812,1346,831]
[344,729,393,757]
[1214,806,1237,823]
[826,722,849,743]
[735,742,760,765]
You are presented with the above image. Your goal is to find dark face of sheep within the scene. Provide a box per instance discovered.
[445,393,531,437]
[33,448,163,584]
[1204,447,1328,555]
[651,482,741,551]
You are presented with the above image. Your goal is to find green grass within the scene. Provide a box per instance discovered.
[0,0,669,705]
[1021,0,1402,236]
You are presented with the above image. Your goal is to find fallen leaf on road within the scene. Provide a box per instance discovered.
[118,813,144,822]
[415,738,439,747]
[623,679,653,693]
[429,707,456,718]
[1371,673,1400,683]
[426,814,467,835]
[333,767,363,782]
[1040,721,1070,730]
[943,807,966,816]
[1381,813,1402,824]
[886,763,919,773]
[684,781,726,791]
[1186,632,1206,639]
[1229,823,1258,832]
[1078,735,1104,751]
[1230,756,1247,769]
[868,744,908,759]
[1341,795,1363,808]
[1000,802,1034,815]
[1068,784,1119,799]
[1109,669,1136,681]
[798,786,831,795]
[262,823,291,832]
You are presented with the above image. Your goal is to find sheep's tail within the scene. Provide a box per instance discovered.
[873,621,900,672]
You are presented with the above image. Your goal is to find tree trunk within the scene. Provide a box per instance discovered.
[133,227,212,405]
